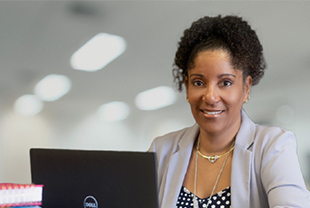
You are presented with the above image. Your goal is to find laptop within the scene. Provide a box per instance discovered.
[30,148,158,208]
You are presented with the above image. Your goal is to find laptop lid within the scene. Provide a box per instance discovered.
[30,148,158,208]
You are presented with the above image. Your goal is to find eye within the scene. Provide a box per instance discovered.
[193,80,204,87]
[221,80,232,87]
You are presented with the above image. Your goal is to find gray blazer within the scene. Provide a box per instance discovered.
[149,110,310,208]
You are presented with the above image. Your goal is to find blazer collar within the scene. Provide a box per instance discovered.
[176,123,200,153]
[235,110,256,149]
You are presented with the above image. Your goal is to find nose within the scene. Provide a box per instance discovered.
[202,85,220,105]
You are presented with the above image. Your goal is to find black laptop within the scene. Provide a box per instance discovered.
[30,148,158,208]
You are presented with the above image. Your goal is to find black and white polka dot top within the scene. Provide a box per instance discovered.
[176,186,231,208]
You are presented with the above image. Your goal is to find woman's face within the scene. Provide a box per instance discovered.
[185,50,252,136]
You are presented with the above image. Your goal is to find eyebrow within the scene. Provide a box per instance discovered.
[219,73,236,78]
[189,73,236,78]
[189,74,204,78]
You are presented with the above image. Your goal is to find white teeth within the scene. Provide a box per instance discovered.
[203,110,223,115]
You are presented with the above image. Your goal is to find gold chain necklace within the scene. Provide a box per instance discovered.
[193,137,234,208]
[197,142,235,163]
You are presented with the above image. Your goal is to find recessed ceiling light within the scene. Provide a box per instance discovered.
[135,86,176,111]
[14,94,43,116]
[70,33,126,71]
[98,101,130,122]
[34,74,71,102]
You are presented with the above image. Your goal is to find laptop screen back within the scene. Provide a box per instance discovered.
[30,148,158,208]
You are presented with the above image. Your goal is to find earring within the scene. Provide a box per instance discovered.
[186,97,189,102]
[245,96,250,103]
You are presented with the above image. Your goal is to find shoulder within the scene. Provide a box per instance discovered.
[239,111,298,163]
[250,124,300,183]
[148,124,199,185]
[254,124,295,139]
[240,110,296,151]
[253,124,297,153]
[149,124,199,154]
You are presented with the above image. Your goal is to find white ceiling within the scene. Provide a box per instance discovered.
[0,1,310,136]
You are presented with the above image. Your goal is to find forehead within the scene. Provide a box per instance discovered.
[189,50,241,76]
[194,50,231,67]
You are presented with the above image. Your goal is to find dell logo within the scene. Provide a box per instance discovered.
[84,196,98,208]
[85,202,96,207]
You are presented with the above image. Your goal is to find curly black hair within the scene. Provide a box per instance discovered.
[173,15,266,91]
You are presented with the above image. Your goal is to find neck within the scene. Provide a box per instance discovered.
[198,118,240,155]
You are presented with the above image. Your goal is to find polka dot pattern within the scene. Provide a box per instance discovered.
[176,186,231,208]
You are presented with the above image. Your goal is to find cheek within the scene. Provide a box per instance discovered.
[187,89,203,103]
[224,89,246,107]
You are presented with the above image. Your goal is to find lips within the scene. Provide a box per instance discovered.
[201,110,224,115]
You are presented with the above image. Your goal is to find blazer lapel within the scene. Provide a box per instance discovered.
[231,110,255,208]
[231,145,252,207]
[161,124,199,208]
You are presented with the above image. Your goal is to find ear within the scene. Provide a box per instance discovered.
[244,76,252,101]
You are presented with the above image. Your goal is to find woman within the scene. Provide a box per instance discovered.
[149,15,310,208]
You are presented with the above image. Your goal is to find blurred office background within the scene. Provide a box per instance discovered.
[0,1,309,188]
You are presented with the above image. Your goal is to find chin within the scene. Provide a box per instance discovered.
[198,123,225,135]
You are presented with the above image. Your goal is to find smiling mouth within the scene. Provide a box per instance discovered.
[201,110,224,115]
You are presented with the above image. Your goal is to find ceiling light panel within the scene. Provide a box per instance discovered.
[135,86,177,111]
[34,74,71,102]
[70,33,126,72]
[14,94,43,116]
[98,101,130,122]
